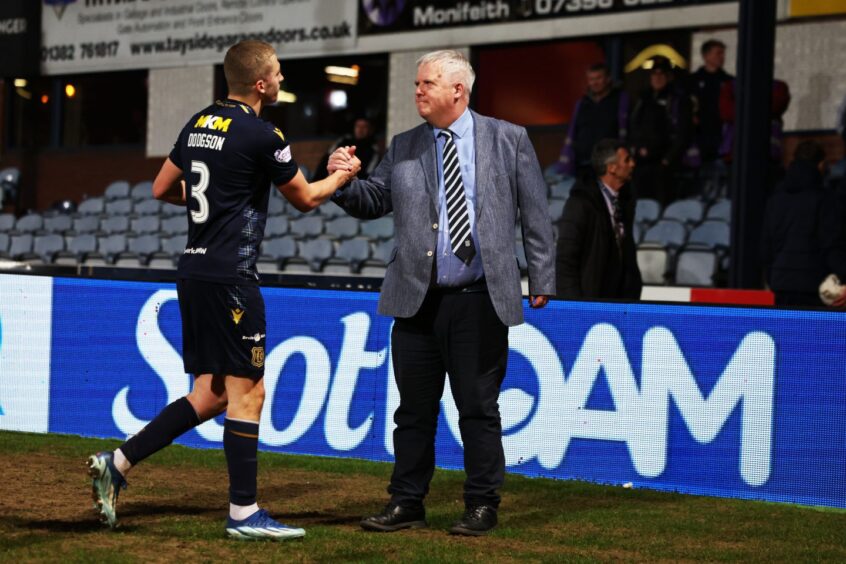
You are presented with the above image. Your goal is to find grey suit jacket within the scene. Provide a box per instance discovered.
[332,110,555,327]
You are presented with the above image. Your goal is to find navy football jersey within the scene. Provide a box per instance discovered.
[169,99,298,284]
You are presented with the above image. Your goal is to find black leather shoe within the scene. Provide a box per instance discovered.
[449,505,497,536]
[360,502,427,532]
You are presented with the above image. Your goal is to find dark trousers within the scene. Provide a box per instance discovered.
[388,289,508,509]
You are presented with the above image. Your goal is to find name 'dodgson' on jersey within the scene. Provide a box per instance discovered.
[169,99,298,284]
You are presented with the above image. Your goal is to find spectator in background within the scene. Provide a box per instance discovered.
[689,39,733,200]
[555,139,642,300]
[628,56,693,205]
[719,76,791,195]
[312,117,381,181]
[552,63,629,180]
[762,140,846,307]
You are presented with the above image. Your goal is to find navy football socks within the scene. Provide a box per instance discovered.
[224,418,260,506]
[120,397,201,465]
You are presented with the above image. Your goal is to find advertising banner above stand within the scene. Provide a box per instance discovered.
[40,0,357,75]
[358,0,735,35]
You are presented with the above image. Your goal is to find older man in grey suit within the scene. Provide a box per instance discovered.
[329,50,554,536]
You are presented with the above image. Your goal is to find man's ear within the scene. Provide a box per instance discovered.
[454,82,465,102]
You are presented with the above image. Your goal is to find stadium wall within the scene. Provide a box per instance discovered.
[0,272,844,509]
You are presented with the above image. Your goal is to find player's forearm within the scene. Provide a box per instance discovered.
[295,170,350,211]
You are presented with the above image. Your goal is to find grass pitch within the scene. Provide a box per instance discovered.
[1,431,843,563]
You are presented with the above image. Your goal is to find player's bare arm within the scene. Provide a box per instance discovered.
[278,158,360,212]
[152,158,187,206]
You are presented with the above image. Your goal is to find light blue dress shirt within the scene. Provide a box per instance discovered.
[432,108,485,287]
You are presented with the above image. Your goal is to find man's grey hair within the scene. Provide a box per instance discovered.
[591,139,627,177]
[416,50,475,98]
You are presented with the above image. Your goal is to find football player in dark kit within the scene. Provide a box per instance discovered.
[86,40,360,539]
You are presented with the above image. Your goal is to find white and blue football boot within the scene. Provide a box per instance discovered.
[225,509,305,541]
[87,451,127,529]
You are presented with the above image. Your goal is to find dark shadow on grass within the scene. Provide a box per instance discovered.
[117,502,221,519]
[272,510,363,526]
[2,514,122,534]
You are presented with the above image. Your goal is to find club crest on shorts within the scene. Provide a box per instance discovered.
[251,346,265,368]
[231,308,244,325]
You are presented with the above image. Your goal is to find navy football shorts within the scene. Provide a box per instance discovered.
[177,278,266,378]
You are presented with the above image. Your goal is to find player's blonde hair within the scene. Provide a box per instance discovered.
[223,40,277,96]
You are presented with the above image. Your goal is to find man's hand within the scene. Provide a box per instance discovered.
[328,145,357,174]
[342,156,362,182]
[529,295,549,309]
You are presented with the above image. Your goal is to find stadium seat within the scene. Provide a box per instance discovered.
[82,252,110,267]
[675,248,718,286]
[359,262,387,277]
[320,201,346,219]
[687,220,730,249]
[360,217,394,240]
[335,237,371,272]
[15,213,43,233]
[33,234,64,262]
[0,232,9,255]
[8,233,33,258]
[548,199,566,221]
[130,181,153,200]
[643,219,687,249]
[325,216,359,239]
[256,255,283,274]
[706,199,731,222]
[160,203,183,217]
[72,215,100,234]
[98,234,128,261]
[161,216,188,235]
[290,216,324,238]
[113,252,145,268]
[100,216,130,235]
[261,236,297,262]
[635,198,661,225]
[268,196,286,216]
[637,243,669,285]
[549,177,574,199]
[104,180,131,200]
[134,199,162,215]
[105,198,133,215]
[662,199,704,225]
[77,197,105,215]
[43,214,73,234]
[298,237,334,271]
[128,234,161,257]
[162,234,187,257]
[55,234,97,265]
[371,239,395,263]
[147,253,177,270]
[265,216,289,238]
[131,216,160,235]
[0,213,14,232]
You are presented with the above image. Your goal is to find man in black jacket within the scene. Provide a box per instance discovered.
[628,56,693,205]
[762,140,846,307]
[555,139,642,300]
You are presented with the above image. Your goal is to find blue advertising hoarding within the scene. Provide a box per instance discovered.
[1,274,844,509]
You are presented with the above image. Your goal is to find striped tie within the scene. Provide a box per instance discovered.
[439,130,475,264]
